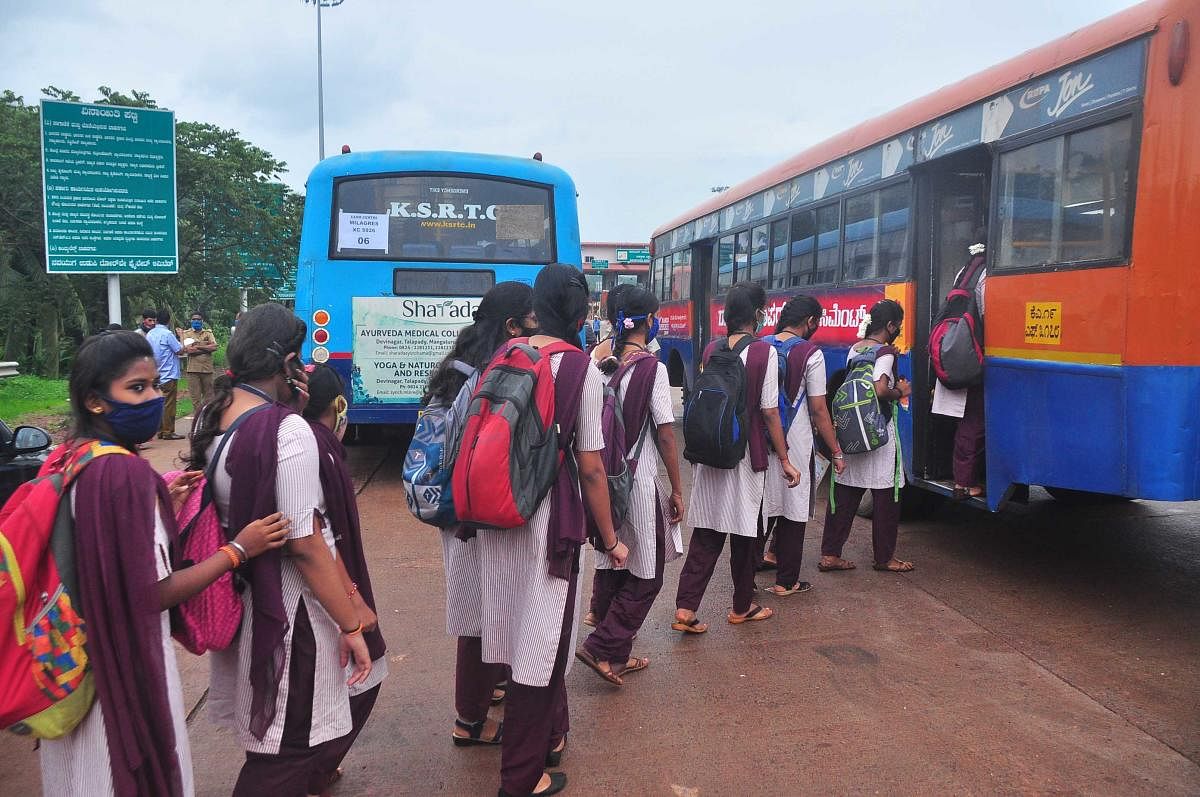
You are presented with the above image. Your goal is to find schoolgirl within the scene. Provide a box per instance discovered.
[188,303,373,796]
[39,330,288,796]
[576,286,684,685]
[673,283,800,633]
[475,264,628,797]
[301,364,388,796]
[819,298,915,573]
[423,281,538,748]
[761,296,845,596]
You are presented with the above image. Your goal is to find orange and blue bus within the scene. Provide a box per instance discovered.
[294,151,581,426]
[649,0,1199,510]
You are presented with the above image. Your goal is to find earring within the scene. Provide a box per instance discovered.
[91,407,103,414]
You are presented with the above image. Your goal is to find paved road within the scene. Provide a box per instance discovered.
[3,420,1199,795]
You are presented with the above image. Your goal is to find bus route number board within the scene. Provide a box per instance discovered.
[1024,302,1062,345]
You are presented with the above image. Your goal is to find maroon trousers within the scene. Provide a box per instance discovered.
[584,514,666,666]
[234,602,370,797]
[500,561,577,796]
[306,685,380,795]
[821,482,901,567]
[455,635,508,723]
[770,517,808,589]
[675,527,757,615]
[953,386,986,488]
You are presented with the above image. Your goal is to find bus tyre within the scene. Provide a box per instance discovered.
[1044,486,1132,505]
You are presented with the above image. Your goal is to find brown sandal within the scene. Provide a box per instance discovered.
[574,647,623,686]
[872,560,915,572]
[671,616,708,634]
[818,557,856,572]
[728,604,774,624]
[612,656,650,678]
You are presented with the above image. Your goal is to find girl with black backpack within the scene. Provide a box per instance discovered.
[576,286,685,685]
[423,282,537,750]
[673,283,801,633]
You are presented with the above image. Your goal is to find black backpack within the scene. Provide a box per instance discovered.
[683,335,754,469]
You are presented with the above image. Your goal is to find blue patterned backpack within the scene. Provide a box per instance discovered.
[403,361,477,527]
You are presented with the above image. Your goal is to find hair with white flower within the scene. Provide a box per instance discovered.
[857,312,872,339]
[968,242,986,255]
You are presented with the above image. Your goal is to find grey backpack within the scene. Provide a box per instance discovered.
[831,345,890,455]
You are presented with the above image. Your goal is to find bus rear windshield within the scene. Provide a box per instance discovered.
[332,174,554,263]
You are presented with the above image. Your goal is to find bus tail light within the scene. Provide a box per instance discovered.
[313,309,330,327]
[1169,19,1189,86]
[313,328,330,345]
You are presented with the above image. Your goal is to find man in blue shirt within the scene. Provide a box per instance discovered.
[146,309,184,440]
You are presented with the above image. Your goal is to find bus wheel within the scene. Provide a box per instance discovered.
[1044,486,1131,505]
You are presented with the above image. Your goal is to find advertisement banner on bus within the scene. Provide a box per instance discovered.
[351,296,481,404]
[708,286,885,345]
[657,302,693,339]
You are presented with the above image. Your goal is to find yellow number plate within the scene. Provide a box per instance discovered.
[1024,302,1063,345]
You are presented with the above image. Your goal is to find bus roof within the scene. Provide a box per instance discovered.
[652,0,1170,239]
[304,149,577,191]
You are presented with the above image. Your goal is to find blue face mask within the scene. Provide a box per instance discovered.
[191,320,203,331]
[101,395,165,445]
[616,312,660,342]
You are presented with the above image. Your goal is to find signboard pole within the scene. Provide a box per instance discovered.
[107,274,122,326]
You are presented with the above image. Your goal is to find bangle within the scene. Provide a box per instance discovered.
[218,544,241,570]
[833,454,845,460]
[347,582,359,599]
[341,621,363,636]
[228,540,249,563]
[600,537,619,553]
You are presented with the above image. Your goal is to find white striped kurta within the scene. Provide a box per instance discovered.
[477,355,605,687]
[593,361,682,580]
[207,414,353,754]
[688,345,779,538]
[39,499,195,797]
[764,349,827,522]
[441,528,483,637]
[837,347,905,490]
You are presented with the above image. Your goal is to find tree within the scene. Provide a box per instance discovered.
[0,86,303,377]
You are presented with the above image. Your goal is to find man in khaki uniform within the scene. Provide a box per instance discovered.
[180,310,218,411]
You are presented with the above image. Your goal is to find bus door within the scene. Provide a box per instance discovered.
[912,145,991,484]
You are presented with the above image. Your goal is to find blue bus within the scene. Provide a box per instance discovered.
[294,150,581,426]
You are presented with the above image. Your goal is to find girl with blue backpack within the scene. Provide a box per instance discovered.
[673,283,801,633]
[576,286,685,686]
[761,296,845,596]
[819,298,915,574]
[422,282,538,750]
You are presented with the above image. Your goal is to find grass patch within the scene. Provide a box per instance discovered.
[0,376,68,422]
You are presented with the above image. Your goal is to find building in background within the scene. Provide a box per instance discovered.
[582,241,649,314]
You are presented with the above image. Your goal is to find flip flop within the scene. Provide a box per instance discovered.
[728,605,774,624]
[671,616,708,634]
[817,559,856,572]
[612,656,650,678]
[873,560,915,572]
[764,582,812,597]
[574,647,623,686]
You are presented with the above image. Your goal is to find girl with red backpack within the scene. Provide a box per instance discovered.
[188,304,373,796]
[475,264,628,797]
[673,283,801,633]
[423,282,537,750]
[38,331,289,796]
[576,286,685,686]
[761,296,846,597]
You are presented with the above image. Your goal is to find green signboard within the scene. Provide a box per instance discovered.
[40,100,178,274]
[616,248,650,264]
[590,259,609,269]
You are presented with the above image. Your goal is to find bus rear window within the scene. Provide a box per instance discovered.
[332,174,554,263]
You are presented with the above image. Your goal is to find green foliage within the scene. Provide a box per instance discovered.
[0,87,303,378]
[0,375,68,421]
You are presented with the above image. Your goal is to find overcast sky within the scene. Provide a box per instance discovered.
[4,0,1136,242]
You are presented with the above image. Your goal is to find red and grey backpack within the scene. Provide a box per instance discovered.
[451,338,589,529]
[930,252,985,389]
[0,440,129,738]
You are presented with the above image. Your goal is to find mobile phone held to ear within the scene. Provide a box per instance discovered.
[284,358,304,397]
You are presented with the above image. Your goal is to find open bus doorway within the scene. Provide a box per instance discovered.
[913,145,991,487]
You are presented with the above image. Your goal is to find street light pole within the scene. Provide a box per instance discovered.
[305,0,344,161]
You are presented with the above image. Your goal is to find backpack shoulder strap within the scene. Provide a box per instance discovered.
[449,359,476,378]
[701,337,726,366]
[730,334,757,357]
[180,402,271,545]
[549,347,591,454]
[613,354,659,451]
[784,339,819,404]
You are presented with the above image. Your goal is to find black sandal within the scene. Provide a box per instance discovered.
[498,772,567,797]
[452,717,503,746]
[545,735,567,767]
[491,680,508,705]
